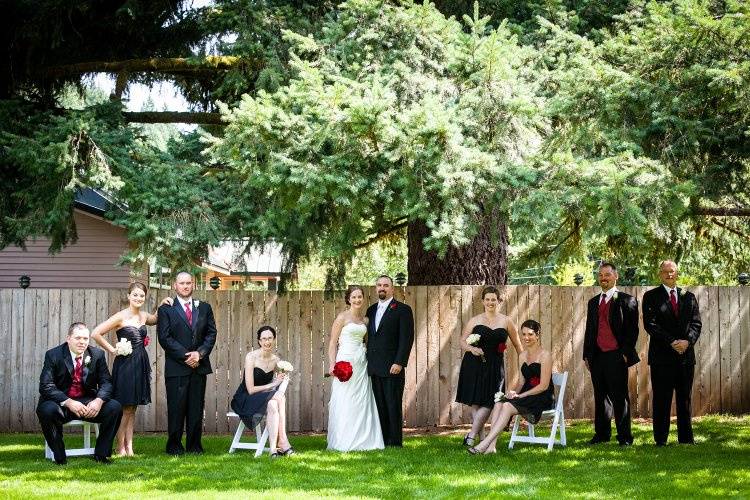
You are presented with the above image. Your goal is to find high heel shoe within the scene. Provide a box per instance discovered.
[462,433,475,446]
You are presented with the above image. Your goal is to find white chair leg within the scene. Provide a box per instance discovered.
[83,423,91,449]
[229,420,246,453]
[559,413,567,446]
[528,422,535,438]
[548,414,559,451]
[508,415,520,449]
[255,424,269,458]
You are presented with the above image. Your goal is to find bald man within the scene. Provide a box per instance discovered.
[157,272,217,455]
[642,261,702,446]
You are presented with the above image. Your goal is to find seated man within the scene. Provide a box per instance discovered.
[37,322,122,464]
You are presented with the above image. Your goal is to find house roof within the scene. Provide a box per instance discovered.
[206,240,288,276]
[74,188,114,217]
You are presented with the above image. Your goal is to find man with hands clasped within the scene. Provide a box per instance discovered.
[157,271,218,455]
[37,322,123,464]
[642,260,701,446]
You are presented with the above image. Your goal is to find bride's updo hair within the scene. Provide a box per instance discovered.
[127,282,148,295]
[345,285,365,306]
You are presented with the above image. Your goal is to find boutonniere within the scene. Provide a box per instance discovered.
[679,289,686,297]
[389,302,397,310]
[193,299,200,307]
[612,292,619,301]
[84,355,91,367]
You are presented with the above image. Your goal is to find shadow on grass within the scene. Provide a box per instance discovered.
[1,416,748,498]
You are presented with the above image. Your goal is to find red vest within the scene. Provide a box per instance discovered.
[597,298,619,352]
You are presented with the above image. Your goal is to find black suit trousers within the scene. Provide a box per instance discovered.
[590,351,633,443]
[650,363,694,444]
[165,372,207,454]
[37,398,122,462]
[371,375,404,446]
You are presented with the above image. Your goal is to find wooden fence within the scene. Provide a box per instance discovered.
[1,286,748,433]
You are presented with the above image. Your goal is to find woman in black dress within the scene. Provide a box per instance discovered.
[455,286,522,447]
[469,319,554,454]
[90,282,170,456]
[231,326,293,457]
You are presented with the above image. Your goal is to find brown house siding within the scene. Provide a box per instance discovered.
[0,210,131,288]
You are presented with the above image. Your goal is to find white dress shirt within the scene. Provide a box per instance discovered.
[663,284,678,304]
[599,287,619,304]
[375,297,394,331]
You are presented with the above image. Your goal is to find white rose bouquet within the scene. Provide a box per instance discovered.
[276,360,294,373]
[466,333,485,362]
[115,338,133,356]
[466,333,481,346]
[494,390,505,403]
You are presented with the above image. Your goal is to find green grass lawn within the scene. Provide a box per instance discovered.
[1,416,748,499]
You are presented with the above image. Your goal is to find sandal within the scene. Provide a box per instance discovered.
[280,447,296,456]
[462,433,475,446]
[467,446,481,455]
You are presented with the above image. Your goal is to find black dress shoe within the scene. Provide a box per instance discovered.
[655,441,667,447]
[588,436,610,445]
[92,455,112,464]
[53,457,67,465]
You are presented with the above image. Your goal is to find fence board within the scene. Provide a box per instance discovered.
[2,285,748,433]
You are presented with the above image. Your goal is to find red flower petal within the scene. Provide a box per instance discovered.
[496,342,507,353]
[530,376,540,387]
[143,335,150,347]
[333,361,353,382]
[389,303,397,309]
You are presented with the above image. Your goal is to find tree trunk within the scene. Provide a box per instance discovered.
[407,209,508,286]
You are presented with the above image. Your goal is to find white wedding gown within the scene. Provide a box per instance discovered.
[327,322,384,451]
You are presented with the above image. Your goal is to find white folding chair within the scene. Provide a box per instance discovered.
[228,377,289,457]
[44,420,100,460]
[508,371,568,451]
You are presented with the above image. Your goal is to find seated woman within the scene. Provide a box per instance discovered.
[230,325,294,457]
[468,319,554,454]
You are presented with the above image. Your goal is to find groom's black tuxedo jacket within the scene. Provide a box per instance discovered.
[366,299,414,378]
[157,298,217,378]
[643,286,701,366]
[583,290,640,367]
[38,343,112,404]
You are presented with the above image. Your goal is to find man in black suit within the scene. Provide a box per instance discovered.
[157,271,217,455]
[583,262,640,446]
[643,260,701,446]
[366,274,414,446]
[37,322,122,464]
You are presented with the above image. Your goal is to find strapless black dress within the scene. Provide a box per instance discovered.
[502,362,554,423]
[111,325,151,406]
[231,367,277,427]
[455,325,508,409]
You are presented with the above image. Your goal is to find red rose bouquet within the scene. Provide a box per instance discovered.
[325,361,353,382]
[496,342,506,353]
[529,376,540,387]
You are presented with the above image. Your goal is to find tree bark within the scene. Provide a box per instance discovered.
[695,206,750,217]
[406,208,508,286]
[123,111,223,125]
[39,56,255,78]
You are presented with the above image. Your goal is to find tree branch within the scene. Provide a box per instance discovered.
[354,220,408,249]
[123,111,223,125]
[695,206,750,216]
[709,218,750,240]
[40,56,258,78]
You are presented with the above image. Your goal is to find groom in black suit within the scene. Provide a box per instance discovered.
[583,262,640,446]
[643,260,701,446]
[157,271,217,455]
[37,322,122,464]
[366,275,414,446]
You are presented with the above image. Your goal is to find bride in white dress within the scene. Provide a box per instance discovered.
[327,286,384,451]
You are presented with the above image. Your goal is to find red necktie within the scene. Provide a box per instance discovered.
[600,294,606,305]
[670,289,679,316]
[68,356,83,398]
[185,302,193,326]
